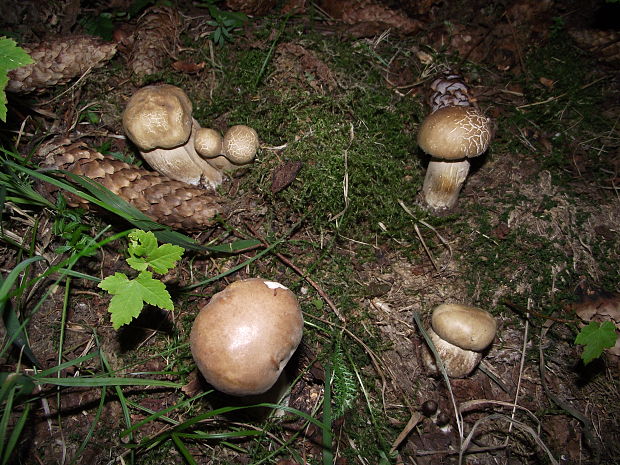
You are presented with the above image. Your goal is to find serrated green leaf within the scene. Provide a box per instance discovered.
[128,229,158,258]
[575,321,618,365]
[144,243,184,274]
[98,271,173,329]
[0,38,34,72]
[135,271,173,310]
[126,256,149,272]
[98,272,131,294]
[108,288,145,329]
[0,37,34,122]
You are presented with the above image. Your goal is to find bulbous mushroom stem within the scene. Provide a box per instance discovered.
[422,158,471,211]
[421,328,482,378]
[122,85,224,188]
[142,121,223,189]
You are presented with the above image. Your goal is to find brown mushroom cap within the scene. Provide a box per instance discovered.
[122,84,193,151]
[189,278,303,396]
[194,127,223,158]
[222,125,259,165]
[417,106,492,160]
[431,303,497,351]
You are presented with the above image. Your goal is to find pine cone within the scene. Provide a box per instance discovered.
[319,0,421,35]
[428,74,473,112]
[7,36,117,94]
[569,29,620,64]
[40,142,226,230]
[129,6,181,76]
[224,0,276,16]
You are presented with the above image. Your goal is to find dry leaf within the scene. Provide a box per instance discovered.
[172,60,206,73]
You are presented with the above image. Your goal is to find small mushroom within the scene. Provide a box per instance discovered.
[195,124,259,172]
[189,278,304,396]
[222,125,259,165]
[417,106,492,212]
[194,127,223,158]
[122,84,222,187]
[421,303,497,378]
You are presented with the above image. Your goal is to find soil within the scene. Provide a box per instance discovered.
[1,1,619,464]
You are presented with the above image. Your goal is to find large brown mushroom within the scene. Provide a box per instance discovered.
[421,303,497,378]
[190,278,304,396]
[417,105,492,211]
[122,84,223,187]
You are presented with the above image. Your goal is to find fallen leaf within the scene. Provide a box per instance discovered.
[172,60,206,73]
[271,160,303,193]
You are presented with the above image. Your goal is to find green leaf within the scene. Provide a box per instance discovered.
[575,321,618,365]
[0,37,34,121]
[143,243,184,274]
[128,229,157,257]
[134,271,173,310]
[126,229,183,274]
[98,271,173,329]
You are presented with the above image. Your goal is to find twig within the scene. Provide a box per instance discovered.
[506,299,530,442]
[398,200,453,272]
[516,77,606,110]
[245,222,345,322]
[502,299,579,324]
[390,412,423,454]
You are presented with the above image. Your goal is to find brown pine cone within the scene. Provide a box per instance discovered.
[569,29,620,64]
[129,6,181,76]
[7,36,117,94]
[318,0,421,35]
[224,0,276,16]
[428,73,473,112]
[40,142,226,230]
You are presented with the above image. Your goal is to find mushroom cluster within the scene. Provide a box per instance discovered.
[122,84,259,189]
[421,303,497,378]
[190,278,304,396]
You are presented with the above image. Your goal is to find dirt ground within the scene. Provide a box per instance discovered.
[1,0,619,464]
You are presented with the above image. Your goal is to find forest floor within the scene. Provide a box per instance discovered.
[1,0,619,464]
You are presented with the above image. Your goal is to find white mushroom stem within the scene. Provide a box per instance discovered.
[422,158,471,211]
[421,328,482,378]
[141,136,223,189]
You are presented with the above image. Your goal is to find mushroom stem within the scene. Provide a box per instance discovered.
[141,132,223,188]
[422,158,471,211]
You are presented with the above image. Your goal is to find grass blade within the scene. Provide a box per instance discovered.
[171,433,198,465]
[33,376,181,388]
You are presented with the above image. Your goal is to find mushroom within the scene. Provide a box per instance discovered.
[417,106,492,212]
[194,124,259,172]
[189,278,304,396]
[122,84,223,187]
[222,125,260,165]
[194,127,223,158]
[421,303,497,378]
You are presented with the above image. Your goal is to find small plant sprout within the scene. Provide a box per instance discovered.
[98,229,184,329]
